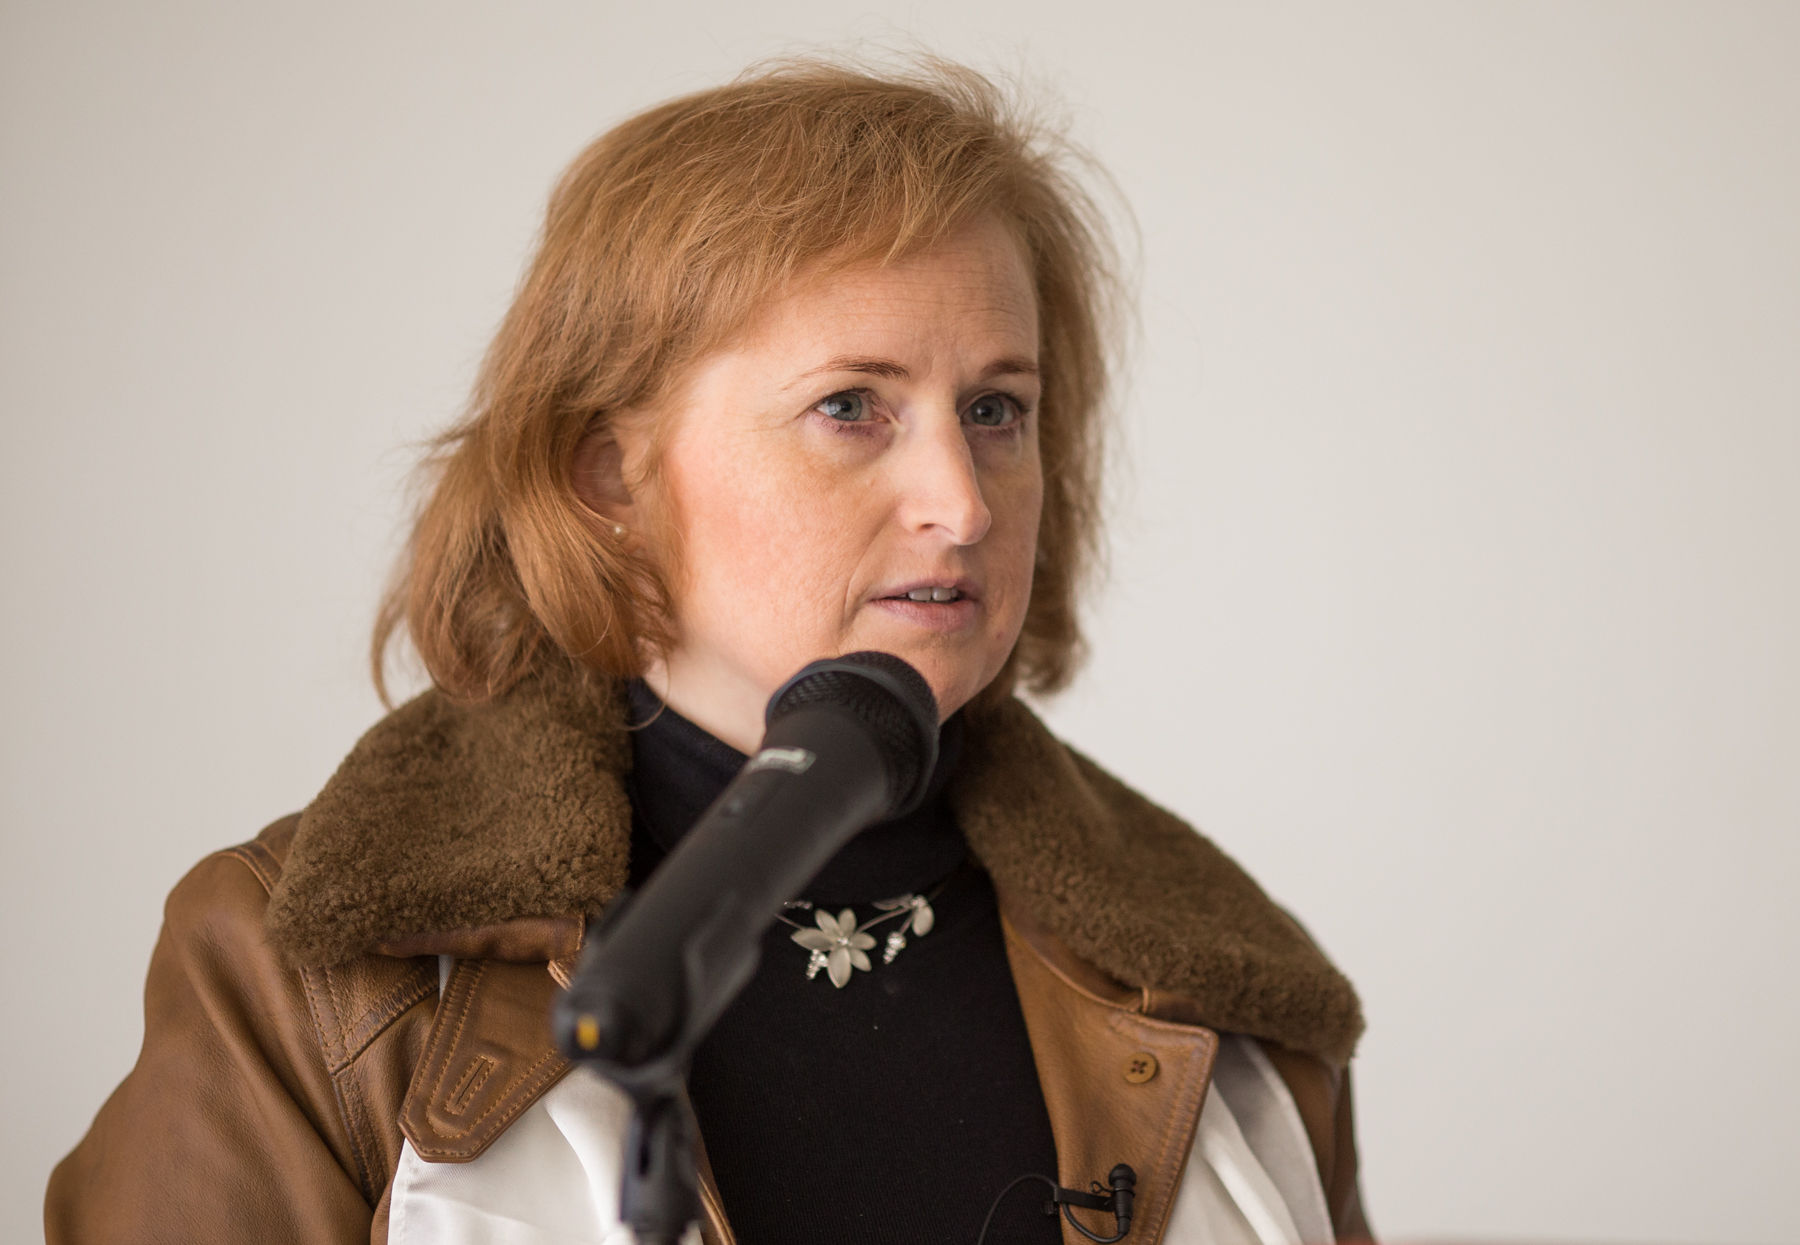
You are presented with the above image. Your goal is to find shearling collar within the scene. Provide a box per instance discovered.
[266,673,1363,1064]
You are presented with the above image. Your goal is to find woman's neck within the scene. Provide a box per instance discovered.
[637,654,770,755]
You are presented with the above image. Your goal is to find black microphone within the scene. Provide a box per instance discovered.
[554,649,939,1075]
[1106,1164,1136,1238]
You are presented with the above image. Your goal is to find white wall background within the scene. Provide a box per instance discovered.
[3,2,1795,1241]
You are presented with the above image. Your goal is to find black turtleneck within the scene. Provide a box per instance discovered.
[624,683,1061,1245]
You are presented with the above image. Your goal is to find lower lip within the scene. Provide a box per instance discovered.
[870,596,979,633]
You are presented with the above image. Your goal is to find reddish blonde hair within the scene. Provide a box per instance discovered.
[376,57,1120,704]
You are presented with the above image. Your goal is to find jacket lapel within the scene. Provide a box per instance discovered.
[1001,890,1218,1245]
[400,959,573,1162]
[397,946,738,1245]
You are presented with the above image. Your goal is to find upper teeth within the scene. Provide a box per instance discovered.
[907,587,961,602]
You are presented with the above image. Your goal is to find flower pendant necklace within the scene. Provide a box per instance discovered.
[774,887,942,988]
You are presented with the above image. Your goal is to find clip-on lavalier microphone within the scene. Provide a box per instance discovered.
[974,1163,1137,1244]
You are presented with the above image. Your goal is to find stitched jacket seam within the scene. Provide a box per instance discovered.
[330,1063,380,1204]
[1146,1030,1210,1243]
[417,961,574,1143]
[222,841,380,1202]
[411,1049,569,1151]
[339,972,437,1071]
[220,843,280,895]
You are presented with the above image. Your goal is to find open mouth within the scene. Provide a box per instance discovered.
[889,586,965,603]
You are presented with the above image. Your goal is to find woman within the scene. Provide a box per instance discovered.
[48,60,1369,1245]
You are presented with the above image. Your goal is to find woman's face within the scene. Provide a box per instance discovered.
[603,216,1043,751]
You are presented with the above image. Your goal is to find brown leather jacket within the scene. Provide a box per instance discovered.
[47,678,1371,1244]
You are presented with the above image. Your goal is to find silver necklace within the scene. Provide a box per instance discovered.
[774,887,942,988]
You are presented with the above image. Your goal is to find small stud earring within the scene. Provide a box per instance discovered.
[611,523,627,538]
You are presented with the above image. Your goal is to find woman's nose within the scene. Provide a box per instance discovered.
[892,415,992,546]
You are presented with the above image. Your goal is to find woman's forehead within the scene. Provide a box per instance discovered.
[738,220,1040,368]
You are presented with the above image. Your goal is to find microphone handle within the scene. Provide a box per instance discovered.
[558,700,893,1070]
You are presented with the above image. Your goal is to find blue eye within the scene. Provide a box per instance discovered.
[967,394,1014,427]
[818,392,867,422]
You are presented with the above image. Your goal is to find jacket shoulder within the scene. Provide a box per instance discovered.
[227,810,302,876]
[48,820,438,1243]
[148,815,299,944]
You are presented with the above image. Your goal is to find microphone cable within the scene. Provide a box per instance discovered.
[974,1164,1137,1245]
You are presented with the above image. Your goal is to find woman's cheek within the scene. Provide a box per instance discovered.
[702,463,868,621]
[993,481,1043,635]
[990,461,1044,555]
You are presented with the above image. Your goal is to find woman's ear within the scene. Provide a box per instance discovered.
[572,423,638,530]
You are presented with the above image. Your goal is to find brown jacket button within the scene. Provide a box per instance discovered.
[1123,1052,1158,1084]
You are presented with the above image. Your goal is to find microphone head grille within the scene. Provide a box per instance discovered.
[765,652,940,816]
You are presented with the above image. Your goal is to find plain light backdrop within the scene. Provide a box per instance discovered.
[3,2,1796,1241]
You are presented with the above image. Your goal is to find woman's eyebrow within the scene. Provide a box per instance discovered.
[797,355,913,382]
[789,354,1040,387]
[980,355,1040,380]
